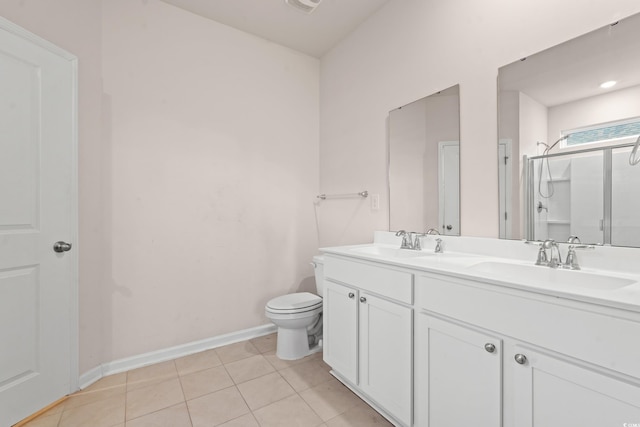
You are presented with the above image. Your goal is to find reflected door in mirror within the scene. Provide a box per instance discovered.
[389,85,461,234]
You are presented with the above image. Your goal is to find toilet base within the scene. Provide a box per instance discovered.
[275,327,322,360]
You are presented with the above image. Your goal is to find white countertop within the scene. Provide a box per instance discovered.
[320,233,640,313]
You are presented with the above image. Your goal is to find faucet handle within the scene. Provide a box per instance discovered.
[434,238,443,253]
[563,245,580,270]
[535,246,549,266]
[413,233,425,250]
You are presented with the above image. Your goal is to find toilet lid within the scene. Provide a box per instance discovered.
[266,292,322,312]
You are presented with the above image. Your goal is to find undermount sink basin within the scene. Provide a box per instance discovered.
[467,261,635,291]
[347,245,474,262]
[348,245,432,259]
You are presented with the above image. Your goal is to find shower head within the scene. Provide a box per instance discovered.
[546,134,569,153]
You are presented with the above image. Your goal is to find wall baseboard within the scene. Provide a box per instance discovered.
[78,323,277,390]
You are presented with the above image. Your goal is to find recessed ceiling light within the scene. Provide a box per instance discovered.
[600,80,617,89]
[285,0,322,14]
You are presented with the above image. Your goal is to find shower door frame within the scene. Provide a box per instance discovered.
[524,141,638,245]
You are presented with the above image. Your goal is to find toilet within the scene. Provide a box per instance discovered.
[265,255,324,360]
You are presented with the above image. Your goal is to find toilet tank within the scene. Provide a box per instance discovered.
[312,255,324,296]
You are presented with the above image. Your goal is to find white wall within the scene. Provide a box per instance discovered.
[0,0,320,373]
[519,92,548,238]
[389,98,427,230]
[101,0,320,360]
[319,0,640,245]
[548,84,640,142]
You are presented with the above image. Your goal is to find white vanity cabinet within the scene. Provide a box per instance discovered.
[415,272,640,427]
[414,313,502,426]
[510,344,640,427]
[323,280,358,384]
[323,256,413,426]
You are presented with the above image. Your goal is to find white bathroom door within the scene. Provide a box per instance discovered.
[0,18,77,426]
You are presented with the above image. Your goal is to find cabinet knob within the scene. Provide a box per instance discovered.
[348,292,355,299]
[514,354,527,365]
[484,343,496,353]
[359,296,367,303]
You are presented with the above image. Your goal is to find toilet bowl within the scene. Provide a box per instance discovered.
[265,255,324,360]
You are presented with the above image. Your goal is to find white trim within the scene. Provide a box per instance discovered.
[78,366,103,391]
[68,52,80,395]
[0,15,76,60]
[78,324,277,390]
[438,141,460,236]
[498,139,513,239]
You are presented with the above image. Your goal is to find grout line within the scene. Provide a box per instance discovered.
[27,338,353,427]
[123,372,129,426]
[174,365,194,427]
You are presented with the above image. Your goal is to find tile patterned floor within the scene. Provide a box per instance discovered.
[23,334,392,427]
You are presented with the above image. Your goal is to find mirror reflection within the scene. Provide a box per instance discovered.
[497,12,640,247]
[389,85,460,235]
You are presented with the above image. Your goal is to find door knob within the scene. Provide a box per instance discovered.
[53,241,72,253]
[348,292,355,299]
[446,225,453,231]
[359,297,367,303]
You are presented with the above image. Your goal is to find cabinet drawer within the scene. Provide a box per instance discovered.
[416,273,640,379]
[325,257,413,304]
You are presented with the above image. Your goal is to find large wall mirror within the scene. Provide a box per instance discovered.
[389,85,460,235]
[497,12,640,247]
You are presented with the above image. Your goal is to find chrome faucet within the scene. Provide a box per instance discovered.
[530,237,593,270]
[396,230,427,250]
[395,230,413,249]
[425,228,440,235]
[542,239,562,268]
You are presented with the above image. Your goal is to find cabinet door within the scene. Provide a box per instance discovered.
[512,345,640,427]
[417,314,502,427]
[359,292,413,426]
[323,280,358,384]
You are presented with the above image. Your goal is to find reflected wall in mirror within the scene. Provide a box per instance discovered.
[497,12,640,247]
[389,85,460,235]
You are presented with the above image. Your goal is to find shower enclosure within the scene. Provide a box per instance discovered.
[525,142,640,246]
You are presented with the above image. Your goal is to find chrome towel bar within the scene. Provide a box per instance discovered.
[317,190,368,200]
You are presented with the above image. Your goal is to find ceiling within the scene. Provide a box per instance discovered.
[160,0,391,58]
[499,12,640,107]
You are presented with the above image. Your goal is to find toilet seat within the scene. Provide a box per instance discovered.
[266,292,322,315]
